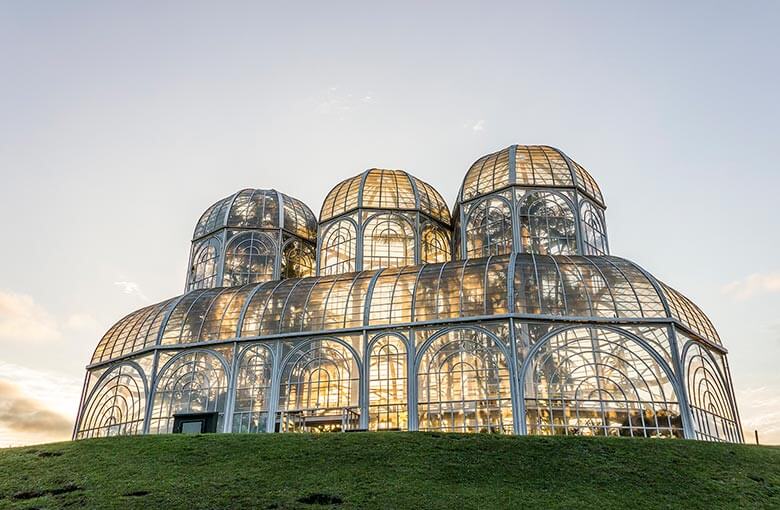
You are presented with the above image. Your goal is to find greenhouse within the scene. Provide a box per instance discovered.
[75,145,742,442]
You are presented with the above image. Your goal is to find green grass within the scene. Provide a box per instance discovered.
[0,433,777,509]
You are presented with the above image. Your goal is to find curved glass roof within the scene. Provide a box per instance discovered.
[319,169,451,225]
[91,254,721,364]
[458,145,605,207]
[193,189,317,241]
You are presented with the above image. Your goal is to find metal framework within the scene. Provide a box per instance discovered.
[75,145,742,443]
[317,169,452,275]
[186,189,317,291]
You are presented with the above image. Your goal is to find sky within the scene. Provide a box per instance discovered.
[0,1,778,446]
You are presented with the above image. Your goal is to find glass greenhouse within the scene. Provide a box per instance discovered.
[75,145,742,442]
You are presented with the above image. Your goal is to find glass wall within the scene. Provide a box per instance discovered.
[417,328,513,433]
[522,327,683,438]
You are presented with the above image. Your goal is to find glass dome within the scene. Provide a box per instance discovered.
[320,169,450,225]
[459,145,604,206]
[318,169,453,275]
[195,189,316,242]
[187,189,317,291]
[453,145,609,259]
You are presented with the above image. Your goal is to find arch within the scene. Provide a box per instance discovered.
[281,238,315,279]
[362,213,416,270]
[464,196,514,258]
[368,333,408,430]
[319,219,358,276]
[416,327,514,433]
[520,326,684,438]
[420,223,451,264]
[76,362,147,439]
[276,338,361,432]
[149,350,229,434]
[188,237,220,290]
[518,191,577,255]
[580,201,608,255]
[231,343,275,433]
[681,341,741,442]
[223,232,277,286]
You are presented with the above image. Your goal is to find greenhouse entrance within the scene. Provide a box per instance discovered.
[276,407,361,432]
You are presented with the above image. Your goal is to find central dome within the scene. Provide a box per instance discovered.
[320,168,450,225]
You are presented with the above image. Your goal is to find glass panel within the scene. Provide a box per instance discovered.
[277,339,360,432]
[369,335,408,431]
[319,219,357,276]
[420,224,451,264]
[232,344,274,433]
[417,328,513,433]
[580,201,609,255]
[363,213,416,270]
[149,351,228,434]
[518,191,577,255]
[228,189,279,229]
[223,232,277,286]
[76,364,146,439]
[524,327,682,438]
[465,197,513,258]
[681,335,741,442]
[188,237,221,291]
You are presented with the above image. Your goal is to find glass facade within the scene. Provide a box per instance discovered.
[76,146,742,443]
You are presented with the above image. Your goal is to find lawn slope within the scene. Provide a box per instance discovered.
[0,433,777,509]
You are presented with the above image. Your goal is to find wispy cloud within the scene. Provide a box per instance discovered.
[315,87,374,117]
[721,272,780,301]
[114,281,149,302]
[738,386,780,444]
[0,290,61,342]
[472,119,485,132]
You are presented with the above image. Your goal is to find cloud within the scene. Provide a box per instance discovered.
[0,379,72,435]
[738,386,780,445]
[0,290,61,342]
[114,281,149,302]
[0,362,81,446]
[472,120,485,132]
[721,272,780,301]
[314,87,373,116]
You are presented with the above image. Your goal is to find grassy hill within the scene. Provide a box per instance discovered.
[0,433,777,509]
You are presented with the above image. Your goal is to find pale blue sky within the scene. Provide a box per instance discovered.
[0,1,778,445]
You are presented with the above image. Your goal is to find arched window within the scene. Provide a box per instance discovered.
[77,364,146,439]
[149,351,228,434]
[518,192,576,255]
[581,201,608,255]
[417,328,513,433]
[223,232,276,286]
[523,327,682,438]
[363,214,415,270]
[232,345,274,433]
[369,336,407,430]
[189,238,220,290]
[281,239,315,279]
[465,197,513,258]
[319,220,357,276]
[683,341,741,442]
[420,224,451,264]
[277,339,360,432]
